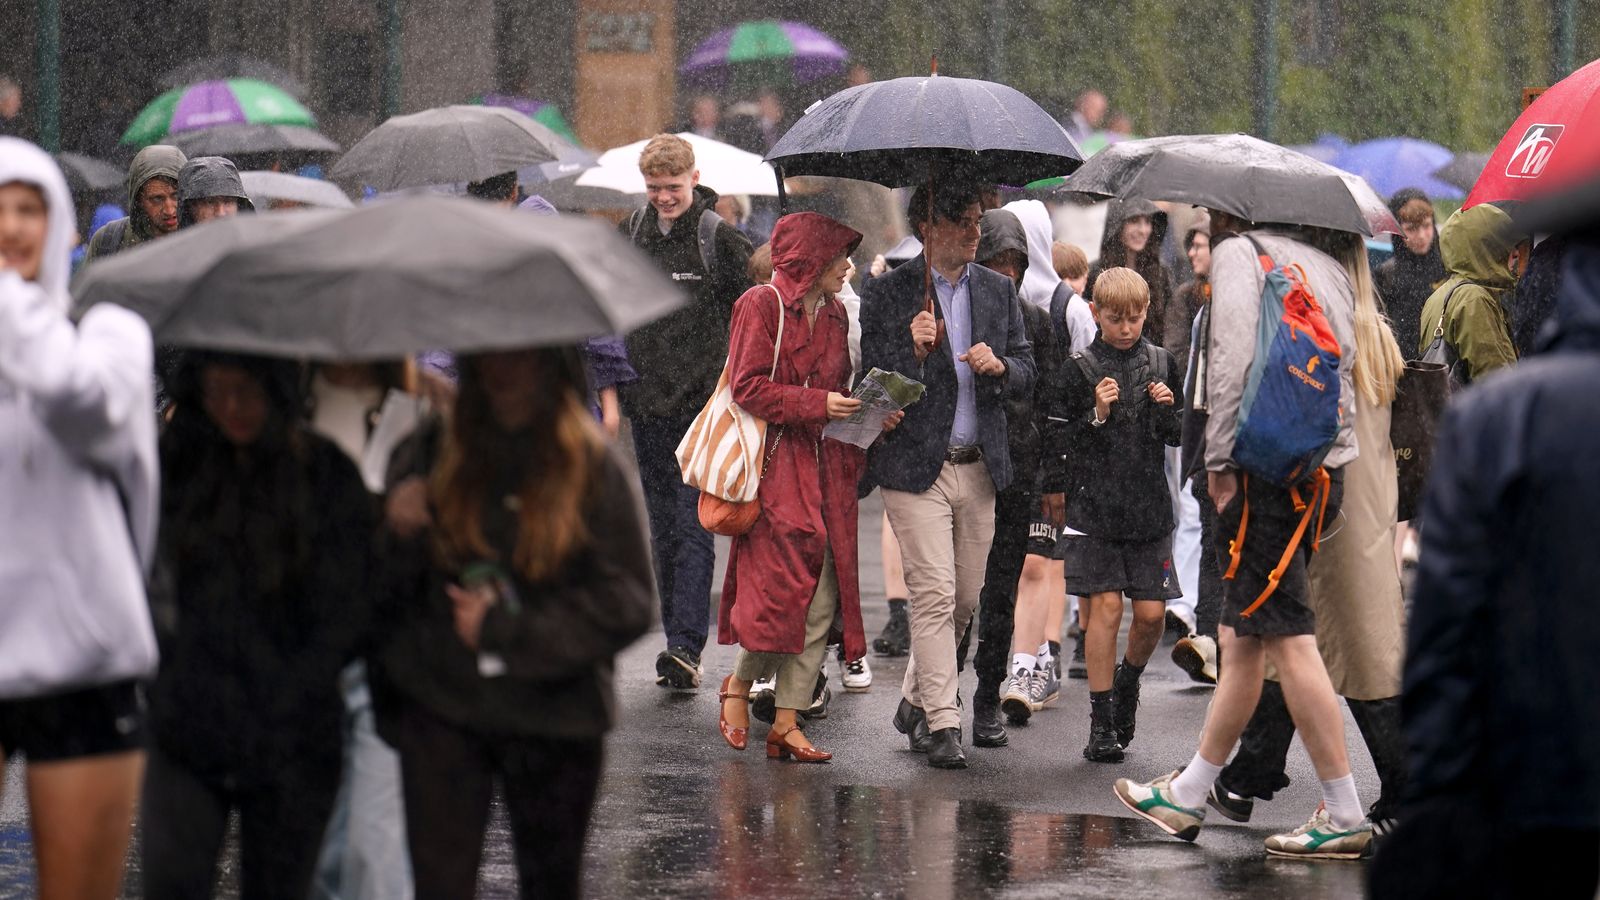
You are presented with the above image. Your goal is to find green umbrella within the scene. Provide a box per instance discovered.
[121,79,317,147]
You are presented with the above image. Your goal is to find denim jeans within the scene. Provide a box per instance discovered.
[630,414,715,654]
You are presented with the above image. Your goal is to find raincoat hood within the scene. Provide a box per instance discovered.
[770,212,861,303]
[1003,199,1061,308]
[1440,203,1524,292]
[977,208,1028,273]
[178,156,255,226]
[126,144,186,239]
[1098,197,1168,266]
[0,137,76,305]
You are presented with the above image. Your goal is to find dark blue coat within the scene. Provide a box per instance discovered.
[859,255,1034,495]
[1402,233,1600,830]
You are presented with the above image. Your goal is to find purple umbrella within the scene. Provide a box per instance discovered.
[680,20,849,87]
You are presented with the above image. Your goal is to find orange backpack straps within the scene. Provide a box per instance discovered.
[1226,468,1334,618]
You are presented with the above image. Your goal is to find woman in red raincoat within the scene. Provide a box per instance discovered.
[714,212,901,763]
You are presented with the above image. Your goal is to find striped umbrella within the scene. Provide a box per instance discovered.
[680,20,849,87]
[122,79,317,147]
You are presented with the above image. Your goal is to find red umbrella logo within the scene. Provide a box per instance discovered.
[1506,124,1564,179]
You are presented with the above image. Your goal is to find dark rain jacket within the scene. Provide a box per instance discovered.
[1084,197,1176,346]
[81,144,187,264]
[1400,231,1600,832]
[177,155,255,226]
[618,184,754,420]
[1510,234,1568,357]
[977,208,1059,492]
[1416,203,1523,380]
[1374,188,1447,360]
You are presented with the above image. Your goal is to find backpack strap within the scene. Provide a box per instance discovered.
[1242,233,1276,274]
[1143,343,1164,385]
[698,209,724,275]
[1070,350,1101,387]
[627,206,646,245]
[1226,467,1335,617]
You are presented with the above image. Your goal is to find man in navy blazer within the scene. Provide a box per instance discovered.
[860,183,1034,768]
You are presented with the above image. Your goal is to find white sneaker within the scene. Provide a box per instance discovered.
[1000,668,1033,725]
[1265,804,1374,860]
[841,655,872,692]
[1172,634,1219,685]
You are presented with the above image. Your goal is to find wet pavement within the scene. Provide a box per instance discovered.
[0,492,1377,898]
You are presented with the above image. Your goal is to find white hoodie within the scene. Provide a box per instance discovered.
[0,138,159,698]
[1002,199,1061,310]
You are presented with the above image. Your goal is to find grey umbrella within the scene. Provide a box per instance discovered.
[241,171,353,209]
[54,152,124,193]
[1063,133,1400,236]
[71,195,685,360]
[1431,151,1491,192]
[332,106,588,192]
[171,124,341,157]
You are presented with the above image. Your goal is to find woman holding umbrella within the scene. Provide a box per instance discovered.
[714,212,902,762]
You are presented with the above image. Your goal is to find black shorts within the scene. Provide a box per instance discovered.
[0,680,146,762]
[1025,518,1068,560]
[1215,470,1345,637]
[1062,533,1182,600]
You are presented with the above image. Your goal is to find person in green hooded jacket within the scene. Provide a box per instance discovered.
[80,144,187,265]
[1416,203,1531,382]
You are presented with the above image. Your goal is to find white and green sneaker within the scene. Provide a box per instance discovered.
[1264,804,1374,860]
[1114,771,1206,842]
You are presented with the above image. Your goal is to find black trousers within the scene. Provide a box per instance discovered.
[1190,476,1224,638]
[391,700,605,900]
[958,481,1034,696]
[140,746,341,900]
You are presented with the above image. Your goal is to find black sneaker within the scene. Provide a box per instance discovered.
[1206,783,1255,823]
[1110,663,1142,748]
[801,671,831,720]
[1068,632,1088,679]
[873,600,912,656]
[654,647,702,690]
[1083,694,1124,763]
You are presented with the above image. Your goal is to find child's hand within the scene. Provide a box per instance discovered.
[1094,377,1119,421]
[1148,381,1175,407]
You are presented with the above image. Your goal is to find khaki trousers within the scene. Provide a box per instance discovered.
[733,550,838,710]
[882,461,997,732]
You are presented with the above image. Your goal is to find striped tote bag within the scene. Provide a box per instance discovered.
[676,286,784,535]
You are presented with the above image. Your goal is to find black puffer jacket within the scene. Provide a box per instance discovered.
[1374,188,1446,360]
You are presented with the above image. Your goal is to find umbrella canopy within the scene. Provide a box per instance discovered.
[72,196,685,360]
[53,152,123,193]
[122,79,316,147]
[170,123,340,157]
[766,75,1082,186]
[1062,133,1399,237]
[474,95,579,143]
[241,171,353,209]
[531,175,639,211]
[159,54,308,98]
[1331,137,1463,200]
[331,105,585,192]
[1464,57,1600,210]
[576,132,779,197]
[1431,151,1491,192]
[680,20,849,87]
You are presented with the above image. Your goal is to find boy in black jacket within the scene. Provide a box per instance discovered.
[1049,267,1184,762]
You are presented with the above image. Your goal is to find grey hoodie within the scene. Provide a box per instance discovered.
[81,144,188,264]
[178,156,255,226]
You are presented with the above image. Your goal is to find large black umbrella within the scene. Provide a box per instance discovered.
[1063,133,1399,236]
[71,196,685,360]
[159,54,308,98]
[170,124,341,157]
[54,152,124,193]
[766,74,1083,187]
[332,106,589,193]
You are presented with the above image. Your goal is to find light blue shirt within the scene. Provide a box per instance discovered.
[934,265,979,447]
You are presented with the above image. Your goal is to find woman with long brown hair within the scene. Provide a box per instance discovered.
[374,347,654,899]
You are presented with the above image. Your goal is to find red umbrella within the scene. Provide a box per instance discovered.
[1465,57,1600,209]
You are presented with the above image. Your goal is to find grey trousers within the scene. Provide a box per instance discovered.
[734,550,838,710]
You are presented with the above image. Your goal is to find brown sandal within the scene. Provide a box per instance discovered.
[717,676,749,751]
[765,724,831,763]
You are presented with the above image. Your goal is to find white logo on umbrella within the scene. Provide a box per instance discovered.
[1506,124,1564,179]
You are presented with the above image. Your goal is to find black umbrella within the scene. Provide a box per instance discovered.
[1062,133,1399,237]
[170,124,341,157]
[766,74,1083,187]
[71,196,685,360]
[332,106,588,193]
[1431,151,1491,193]
[159,54,308,98]
[54,152,123,193]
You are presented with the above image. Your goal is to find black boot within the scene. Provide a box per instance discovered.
[892,697,931,752]
[926,727,968,769]
[1083,691,1124,762]
[1111,661,1144,748]
[873,599,911,657]
[1349,697,1406,834]
[972,682,1009,748]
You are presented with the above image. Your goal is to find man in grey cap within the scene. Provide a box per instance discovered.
[178,156,255,226]
[82,144,188,264]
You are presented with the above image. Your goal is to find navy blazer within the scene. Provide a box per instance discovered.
[860,256,1035,494]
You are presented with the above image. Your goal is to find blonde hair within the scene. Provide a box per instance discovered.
[747,242,773,284]
[1052,241,1089,281]
[1090,266,1149,316]
[1339,237,1405,406]
[639,134,696,177]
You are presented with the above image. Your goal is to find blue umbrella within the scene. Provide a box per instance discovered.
[1285,132,1349,164]
[1332,137,1464,200]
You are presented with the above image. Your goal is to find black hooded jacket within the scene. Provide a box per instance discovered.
[1374,188,1447,360]
[618,184,754,419]
[178,155,255,226]
[1084,197,1175,346]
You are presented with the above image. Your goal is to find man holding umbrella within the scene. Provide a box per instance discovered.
[621,134,754,690]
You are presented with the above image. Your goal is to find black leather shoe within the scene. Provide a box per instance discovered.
[972,690,1009,748]
[926,728,968,769]
[892,698,931,752]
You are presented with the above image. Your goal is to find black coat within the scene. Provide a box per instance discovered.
[859,256,1035,495]
[1401,233,1600,831]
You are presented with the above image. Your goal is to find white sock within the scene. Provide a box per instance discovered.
[1169,752,1225,809]
[1320,773,1364,830]
[1036,642,1054,664]
[1012,652,1037,675]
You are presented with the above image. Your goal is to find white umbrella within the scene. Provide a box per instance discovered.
[574,132,780,197]
[241,170,354,209]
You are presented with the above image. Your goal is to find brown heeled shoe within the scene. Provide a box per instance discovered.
[765,724,831,763]
[717,676,749,751]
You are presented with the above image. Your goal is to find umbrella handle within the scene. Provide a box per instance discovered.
[921,166,945,354]
[775,163,787,214]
